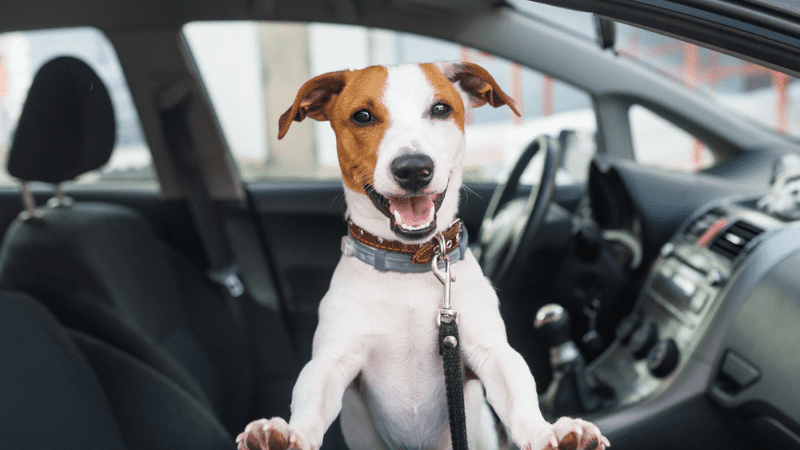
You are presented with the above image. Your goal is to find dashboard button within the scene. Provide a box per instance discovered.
[615,312,642,344]
[629,321,658,359]
[672,273,697,298]
[718,350,760,391]
[647,339,679,377]
[706,268,725,286]
[690,291,709,312]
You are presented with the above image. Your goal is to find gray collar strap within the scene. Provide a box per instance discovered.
[341,225,469,273]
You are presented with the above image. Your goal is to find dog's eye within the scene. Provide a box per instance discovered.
[352,110,373,124]
[430,102,451,118]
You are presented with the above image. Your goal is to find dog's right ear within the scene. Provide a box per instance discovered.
[278,70,349,139]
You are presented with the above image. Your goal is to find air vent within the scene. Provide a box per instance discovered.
[709,221,764,260]
[686,208,726,241]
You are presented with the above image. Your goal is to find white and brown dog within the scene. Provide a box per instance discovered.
[237,62,610,450]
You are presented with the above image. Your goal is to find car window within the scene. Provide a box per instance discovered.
[0,27,155,188]
[616,23,799,171]
[630,105,715,171]
[182,22,597,185]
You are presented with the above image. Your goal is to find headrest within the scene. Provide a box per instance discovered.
[7,56,116,183]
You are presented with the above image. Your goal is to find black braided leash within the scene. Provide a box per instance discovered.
[439,318,468,450]
[432,229,468,450]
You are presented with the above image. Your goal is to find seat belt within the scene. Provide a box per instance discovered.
[156,82,246,325]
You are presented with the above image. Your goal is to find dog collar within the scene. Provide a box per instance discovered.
[341,220,468,273]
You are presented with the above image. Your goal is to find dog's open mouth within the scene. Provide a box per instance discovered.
[366,184,445,240]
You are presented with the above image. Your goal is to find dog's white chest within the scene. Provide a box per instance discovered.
[362,298,447,447]
[321,256,460,448]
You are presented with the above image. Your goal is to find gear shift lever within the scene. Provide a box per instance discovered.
[535,304,580,361]
[534,304,612,419]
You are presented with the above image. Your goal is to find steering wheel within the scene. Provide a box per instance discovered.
[477,134,560,287]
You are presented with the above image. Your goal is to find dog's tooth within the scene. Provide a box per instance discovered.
[393,210,404,225]
[427,206,435,223]
[400,221,427,231]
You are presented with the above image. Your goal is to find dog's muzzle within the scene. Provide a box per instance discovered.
[366,183,446,240]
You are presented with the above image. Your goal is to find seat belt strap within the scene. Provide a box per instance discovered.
[156,83,246,319]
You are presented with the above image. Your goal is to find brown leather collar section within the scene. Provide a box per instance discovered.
[349,220,462,264]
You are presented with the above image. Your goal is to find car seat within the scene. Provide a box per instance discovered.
[0,287,234,450]
[0,56,256,438]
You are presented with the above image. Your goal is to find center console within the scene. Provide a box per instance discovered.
[586,200,782,409]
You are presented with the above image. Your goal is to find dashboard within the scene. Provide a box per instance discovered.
[587,195,800,447]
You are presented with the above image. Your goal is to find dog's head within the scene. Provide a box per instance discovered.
[279,62,520,243]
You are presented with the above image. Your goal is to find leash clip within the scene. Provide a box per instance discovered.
[433,232,458,326]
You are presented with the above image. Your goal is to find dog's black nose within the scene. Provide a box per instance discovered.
[391,154,434,191]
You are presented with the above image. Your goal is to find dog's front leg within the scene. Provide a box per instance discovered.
[238,324,367,450]
[461,314,610,450]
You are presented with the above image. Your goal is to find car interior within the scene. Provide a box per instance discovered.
[2,0,800,449]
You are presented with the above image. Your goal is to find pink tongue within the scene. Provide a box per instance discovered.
[389,195,435,227]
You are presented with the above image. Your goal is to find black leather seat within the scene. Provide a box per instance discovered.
[0,56,256,444]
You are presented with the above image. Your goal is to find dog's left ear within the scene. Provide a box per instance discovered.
[441,62,521,117]
[278,70,350,139]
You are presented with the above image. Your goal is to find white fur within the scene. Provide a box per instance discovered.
[237,63,609,450]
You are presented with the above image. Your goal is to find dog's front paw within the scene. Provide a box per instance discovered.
[522,417,610,450]
[236,417,314,450]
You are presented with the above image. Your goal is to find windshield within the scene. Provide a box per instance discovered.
[509,0,800,141]
[615,23,799,139]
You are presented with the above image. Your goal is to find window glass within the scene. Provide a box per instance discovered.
[616,23,800,141]
[182,22,596,184]
[630,105,715,171]
[0,28,154,188]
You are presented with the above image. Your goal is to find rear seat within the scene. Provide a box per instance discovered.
[0,56,271,442]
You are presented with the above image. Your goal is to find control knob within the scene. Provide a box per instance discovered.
[647,338,679,377]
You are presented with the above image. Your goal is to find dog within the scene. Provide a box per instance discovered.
[237,62,610,450]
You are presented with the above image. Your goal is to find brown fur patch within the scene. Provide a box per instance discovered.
[419,63,467,132]
[327,65,390,193]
